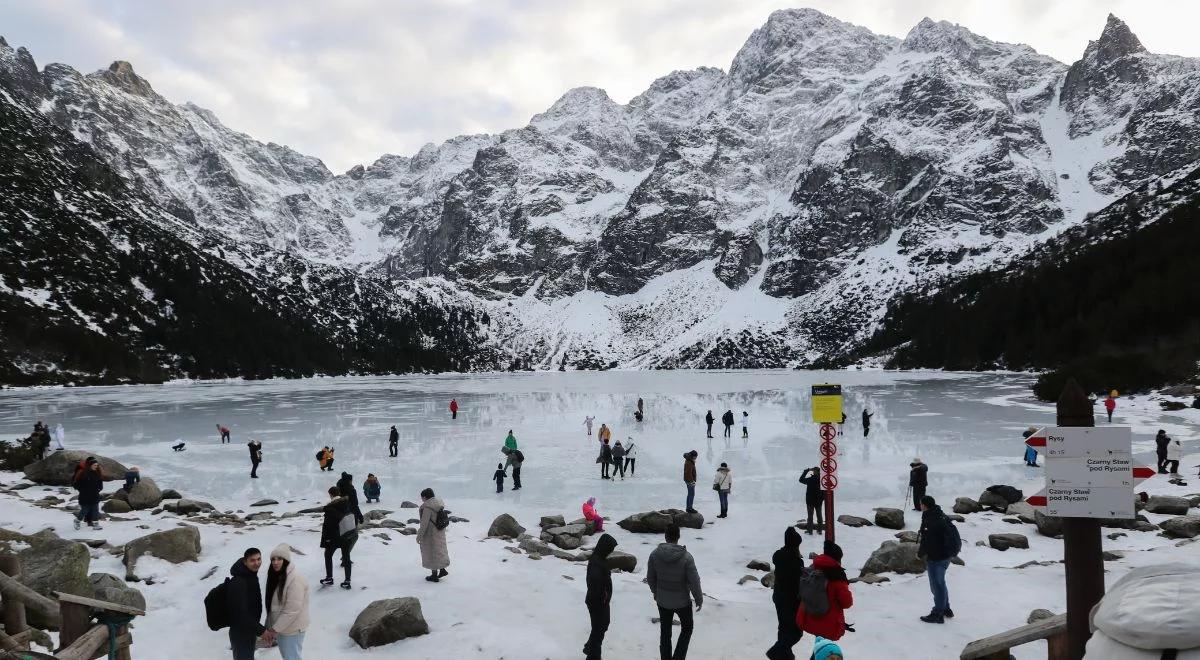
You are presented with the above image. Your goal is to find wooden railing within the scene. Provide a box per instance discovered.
[961,613,1068,660]
[0,556,144,659]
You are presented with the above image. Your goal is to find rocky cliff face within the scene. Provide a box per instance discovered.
[2,10,1199,379]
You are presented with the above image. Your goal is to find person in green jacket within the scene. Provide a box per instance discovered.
[504,431,518,451]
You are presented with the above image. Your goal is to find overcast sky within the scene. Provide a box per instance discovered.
[2,0,1196,172]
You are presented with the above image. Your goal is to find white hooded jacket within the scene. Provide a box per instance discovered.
[1084,564,1200,658]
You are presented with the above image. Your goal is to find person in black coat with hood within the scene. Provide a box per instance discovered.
[321,486,357,589]
[766,526,804,660]
[798,467,825,535]
[584,533,618,660]
[226,547,271,659]
[388,425,399,457]
[337,471,364,524]
[917,496,955,624]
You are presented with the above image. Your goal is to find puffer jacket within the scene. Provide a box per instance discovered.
[646,542,702,610]
[1084,564,1200,658]
[713,467,732,492]
[795,554,852,641]
[266,561,310,635]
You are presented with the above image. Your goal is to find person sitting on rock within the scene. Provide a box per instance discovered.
[583,496,604,532]
[123,465,140,492]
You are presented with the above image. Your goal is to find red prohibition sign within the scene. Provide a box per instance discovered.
[819,441,838,458]
[819,424,837,442]
[820,456,838,474]
[821,474,838,490]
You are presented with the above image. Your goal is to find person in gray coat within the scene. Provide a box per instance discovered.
[417,488,450,582]
[646,524,702,660]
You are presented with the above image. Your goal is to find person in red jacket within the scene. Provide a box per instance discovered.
[796,541,853,642]
[1104,395,1116,423]
[449,399,459,420]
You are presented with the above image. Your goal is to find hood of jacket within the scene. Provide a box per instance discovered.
[654,542,688,563]
[592,533,618,560]
[230,558,257,580]
[1091,563,1200,651]
[422,496,444,512]
[811,554,842,571]
[783,526,802,549]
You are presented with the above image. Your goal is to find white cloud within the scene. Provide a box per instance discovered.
[1,0,1196,171]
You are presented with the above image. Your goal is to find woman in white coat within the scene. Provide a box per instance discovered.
[713,462,732,518]
[266,544,310,660]
[417,487,450,582]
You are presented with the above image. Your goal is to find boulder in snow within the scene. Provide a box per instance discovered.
[23,451,127,486]
[123,526,201,579]
[860,540,925,576]
[487,514,526,539]
[953,497,982,514]
[837,515,872,528]
[988,533,1029,551]
[873,508,905,530]
[1159,515,1200,539]
[1144,496,1191,515]
[348,597,429,649]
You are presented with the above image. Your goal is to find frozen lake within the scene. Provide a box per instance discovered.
[0,370,1175,511]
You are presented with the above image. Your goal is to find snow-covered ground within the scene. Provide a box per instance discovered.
[1,371,1197,659]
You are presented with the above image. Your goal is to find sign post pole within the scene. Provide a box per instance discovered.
[811,384,843,543]
[1057,379,1104,660]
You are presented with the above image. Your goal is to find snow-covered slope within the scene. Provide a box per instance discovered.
[2,10,1200,377]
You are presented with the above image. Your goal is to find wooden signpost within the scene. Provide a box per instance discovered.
[812,384,843,541]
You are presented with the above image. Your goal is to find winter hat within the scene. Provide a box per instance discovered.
[129,466,140,472]
[823,540,844,562]
[911,457,923,465]
[784,526,801,549]
[497,462,503,469]
[812,637,844,660]
[269,543,291,562]
[720,462,728,469]
[921,495,937,508]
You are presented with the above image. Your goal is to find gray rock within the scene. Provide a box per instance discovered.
[117,478,162,510]
[860,540,925,576]
[895,531,919,543]
[250,498,278,507]
[519,537,553,555]
[1102,550,1124,561]
[0,528,92,628]
[1027,609,1055,624]
[737,574,759,585]
[988,533,1030,551]
[23,451,127,486]
[1159,515,1200,539]
[348,597,430,649]
[1107,532,1127,540]
[947,514,966,523]
[541,525,585,550]
[1006,501,1035,518]
[487,513,526,539]
[979,489,1010,511]
[837,515,873,528]
[746,559,771,571]
[160,489,182,500]
[164,499,215,515]
[617,509,702,533]
[760,572,775,589]
[569,518,598,535]
[244,512,273,522]
[123,526,201,579]
[1144,496,1191,515]
[399,528,416,536]
[607,551,638,572]
[874,508,905,530]
[379,519,405,529]
[365,509,394,522]
[400,501,418,509]
[539,515,566,529]
[1034,510,1064,538]
[953,497,982,514]
[102,498,132,514]
[855,574,891,585]
[89,573,146,611]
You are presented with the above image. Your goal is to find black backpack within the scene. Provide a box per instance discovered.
[315,450,323,460]
[514,450,525,463]
[204,579,230,631]
[434,508,451,530]
[943,515,963,557]
[797,567,830,617]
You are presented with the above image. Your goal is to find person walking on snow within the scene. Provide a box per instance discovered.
[584,533,618,660]
[705,410,714,438]
[741,412,750,439]
[388,426,399,457]
[624,441,637,477]
[72,457,104,530]
[226,548,271,660]
[612,441,627,479]
[766,527,804,660]
[1165,437,1182,474]
[909,458,928,512]
[799,467,825,535]
[1155,430,1171,474]
[637,397,644,416]
[795,541,853,642]
[417,488,450,582]
[510,449,524,490]
[584,416,595,436]
[713,462,732,518]
[599,423,612,444]
[647,524,703,660]
[598,439,613,480]
[1104,394,1116,423]
[363,474,381,503]
[862,410,873,437]
[265,544,310,660]
[917,495,956,623]
[838,412,846,436]
[217,424,231,444]
[336,472,364,524]
[493,463,506,493]
[319,487,356,589]
[248,439,262,479]
[683,450,699,513]
[583,496,605,533]
[449,398,458,419]
[721,410,734,438]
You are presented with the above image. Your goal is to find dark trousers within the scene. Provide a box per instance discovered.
[863,426,870,437]
[658,605,693,660]
[805,498,824,533]
[324,540,353,582]
[513,466,522,489]
[601,461,610,479]
[614,460,625,478]
[495,479,504,493]
[706,422,713,438]
[1158,451,1168,473]
[1166,459,1180,473]
[624,458,635,476]
[718,490,728,516]
[221,431,231,444]
[723,424,731,438]
[911,486,926,511]
[685,483,695,511]
[767,596,802,660]
[229,629,256,660]
[250,461,260,478]
[452,410,457,419]
[585,601,609,659]
[1107,410,1113,422]
[389,441,397,457]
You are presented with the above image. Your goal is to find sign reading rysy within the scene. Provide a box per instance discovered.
[1025,426,1153,518]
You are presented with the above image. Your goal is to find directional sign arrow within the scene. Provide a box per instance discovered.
[1025,431,1046,448]
[1027,489,1047,507]
[1132,466,1155,485]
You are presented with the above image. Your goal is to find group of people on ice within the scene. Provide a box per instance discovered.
[704,409,750,439]
[28,420,65,459]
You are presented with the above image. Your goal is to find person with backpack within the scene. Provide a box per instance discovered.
[598,423,612,444]
[705,410,714,438]
[624,441,637,477]
[1155,430,1171,473]
[388,426,399,457]
[713,463,732,518]
[511,448,524,490]
[265,544,309,660]
[584,533,618,660]
[795,540,852,643]
[799,467,825,535]
[72,457,105,530]
[683,450,698,513]
[611,441,627,479]
[647,524,702,660]
[225,547,272,659]
[417,488,450,582]
[320,486,356,589]
[722,410,734,438]
[908,458,928,512]
[766,527,804,660]
[493,462,507,493]
[362,474,381,504]
[336,472,364,524]
[582,496,605,533]
[217,424,231,444]
[598,439,613,480]
[741,412,750,439]
[248,439,263,478]
[123,465,141,492]
[449,399,459,419]
[861,410,872,437]
[917,495,958,624]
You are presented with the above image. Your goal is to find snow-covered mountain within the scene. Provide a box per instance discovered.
[2,9,1199,380]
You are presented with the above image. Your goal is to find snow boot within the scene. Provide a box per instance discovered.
[320,577,334,586]
[943,608,954,619]
[920,612,944,624]
[438,569,448,578]
[340,581,351,590]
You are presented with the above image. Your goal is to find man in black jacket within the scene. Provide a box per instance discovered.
[1155,430,1171,473]
[766,526,804,660]
[705,411,714,438]
[337,471,364,524]
[321,486,357,589]
[227,547,271,659]
[388,425,399,457]
[798,467,825,535]
[909,458,928,512]
[917,496,954,624]
[721,410,734,438]
[584,533,618,660]
[247,440,262,478]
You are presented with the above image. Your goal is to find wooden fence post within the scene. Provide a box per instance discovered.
[1057,378,1103,660]
[0,557,27,648]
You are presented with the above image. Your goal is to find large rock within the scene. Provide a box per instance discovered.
[1144,496,1191,515]
[487,514,526,539]
[978,490,1010,511]
[0,529,92,628]
[988,533,1030,551]
[102,498,132,514]
[541,524,587,550]
[539,515,566,529]
[163,499,215,515]
[569,518,599,535]
[1034,511,1064,538]
[953,497,982,514]
[1006,501,1036,519]
[607,551,638,572]
[1159,515,1200,539]
[123,526,201,579]
[365,509,394,522]
[23,451,127,486]
[837,515,872,528]
[348,597,430,649]
[89,573,146,611]
[122,478,162,510]
[860,541,925,576]
[518,537,553,556]
[617,509,702,533]
[160,488,182,500]
[874,508,905,530]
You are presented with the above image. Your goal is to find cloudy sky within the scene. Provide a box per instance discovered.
[2,0,1196,172]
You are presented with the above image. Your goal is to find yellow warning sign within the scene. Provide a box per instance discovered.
[811,384,843,424]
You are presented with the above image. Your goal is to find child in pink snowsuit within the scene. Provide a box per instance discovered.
[583,497,604,532]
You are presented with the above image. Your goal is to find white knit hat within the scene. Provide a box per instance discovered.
[269,543,292,561]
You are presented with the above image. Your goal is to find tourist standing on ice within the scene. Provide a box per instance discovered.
[248,439,263,479]
[123,465,140,492]
[598,439,613,480]
[53,422,66,450]
[917,495,957,623]
[584,533,618,660]
[799,467,825,534]
[838,412,847,436]
[388,425,399,457]
[584,416,595,436]
[795,541,852,643]
[218,423,231,444]
[319,486,356,589]
[226,548,270,659]
[638,397,644,416]
[1155,430,1171,473]
[705,410,714,438]
[766,527,804,660]
[721,410,734,438]
[363,474,381,503]
[611,441,627,479]
[861,409,872,437]
[449,398,459,419]
[599,423,612,444]
[683,450,699,513]
[1104,394,1116,422]
[713,463,732,518]
[265,544,310,660]
[741,412,750,439]
[908,458,928,511]
[624,441,637,477]
[510,449,524,490]
[493,462,506,492]
[647,524,702,660]
[336,471,364,524]
[583,496,604,532]
[72,457,104,530]
[417,488,450,582]
[1165,437,1182,474]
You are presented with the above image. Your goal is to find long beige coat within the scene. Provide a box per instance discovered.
[417,496,450,570]
[266,562,310,635]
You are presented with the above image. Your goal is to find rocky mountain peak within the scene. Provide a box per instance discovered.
[901,17,1002,61]
[1092,14,1146,62]
[95,60,156,97]
[1060,14,1150,132]
[529,86,620,130]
